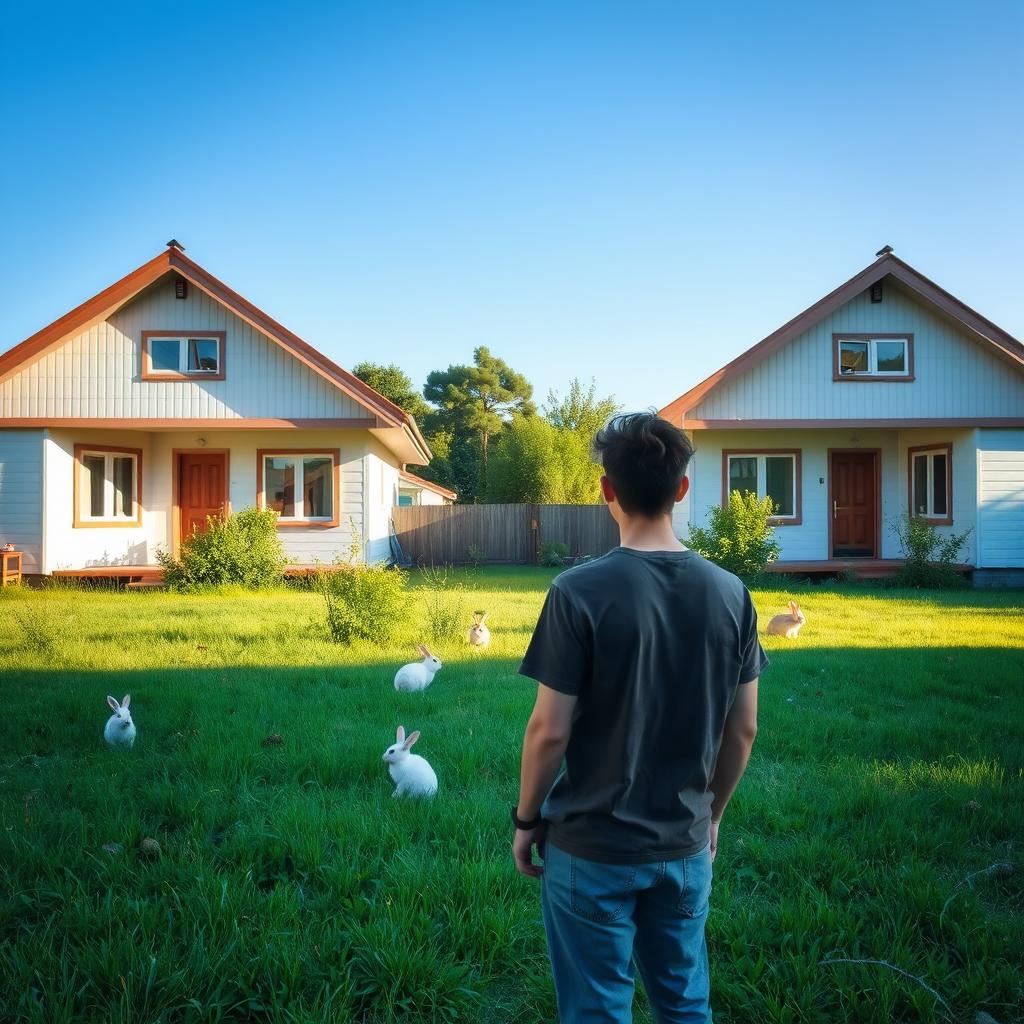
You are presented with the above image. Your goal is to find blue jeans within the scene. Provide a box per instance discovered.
[541,841,713,1024]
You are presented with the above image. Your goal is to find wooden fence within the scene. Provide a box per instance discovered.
[392,503,619,565]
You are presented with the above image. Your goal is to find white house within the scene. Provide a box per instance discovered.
[397,470,457,506]
[660,249,1024,583]
[0,243,431,577]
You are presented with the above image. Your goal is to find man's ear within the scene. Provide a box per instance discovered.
[600,474,616,504]
[675,476,690,503]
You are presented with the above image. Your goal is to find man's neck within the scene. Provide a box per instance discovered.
[617,514,686,552]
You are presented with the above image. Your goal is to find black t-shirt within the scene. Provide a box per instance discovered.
[519,546,768,865]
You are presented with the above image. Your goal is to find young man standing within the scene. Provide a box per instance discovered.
[512,412,765,1023]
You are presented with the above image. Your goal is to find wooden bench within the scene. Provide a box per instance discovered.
[1,550,22,587]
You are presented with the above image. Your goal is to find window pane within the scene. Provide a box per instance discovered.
[932,454,948,516]
[265,457,295,516]
[875,340,906,373]
[112,457,134,518]
[84,455,105,517]
[150,338,180,372]
[765,456,795,516]
[398,494,413,506]
[839,341,869,374]
[188,338,219,373]
[303,457,333,518]
[913,454,929,515]
[728,457,757,499]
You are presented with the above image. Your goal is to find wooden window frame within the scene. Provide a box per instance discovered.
[832,333,915,382]
[256,449,341,528]
[721,449,803,525]
[908,442,953,526]
[73,444,143,528]
[141,330,226,381]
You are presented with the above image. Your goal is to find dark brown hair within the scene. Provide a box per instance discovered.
[593,412,694,516]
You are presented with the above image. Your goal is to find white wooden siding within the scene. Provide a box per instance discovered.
[0,430,44,572]
[365,443,400,563]
[977,429,1024,568]
[38,428,400,570]
[1,277,366,420]
[689,283,1024,421]
[679,430,913,565]
[44,430,157,572]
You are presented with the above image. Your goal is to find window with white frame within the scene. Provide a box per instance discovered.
[910,446,951,520]
[142,332,223,377]
[725,452,799,520]
[260,452,337,523]
[76,447,141,525]
[835,335,911,378]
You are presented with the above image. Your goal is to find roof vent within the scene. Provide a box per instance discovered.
[870,281,883,303]
[875,244,893,257]
[174,276,188,300]
[166,238,185,251]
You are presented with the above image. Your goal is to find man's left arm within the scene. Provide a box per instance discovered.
[512,684,577,877]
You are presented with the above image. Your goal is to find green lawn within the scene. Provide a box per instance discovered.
[1,570,1022,1023]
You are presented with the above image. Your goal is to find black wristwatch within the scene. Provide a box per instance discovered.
[511,806,543,830]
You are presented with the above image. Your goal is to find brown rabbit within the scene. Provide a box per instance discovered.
[765,600,806,638]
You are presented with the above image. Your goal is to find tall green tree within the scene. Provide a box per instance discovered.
[351,362,431,421]
[424,346,535,498]
[543,377,619,440]
[486,416,602,504]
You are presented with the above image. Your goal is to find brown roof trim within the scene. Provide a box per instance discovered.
[0,246,433,463]
[2,417,380,430]
[683,417,1024,429]
[659,254,1024,423]
[398,469,457,500]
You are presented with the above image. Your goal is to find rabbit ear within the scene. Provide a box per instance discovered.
[121,694,131,709]
[421,644,433,658]
[107,695,120,711]
[416,644,427,656]
[789,600,798,614]
[404,730,421,750]
[396,725,406,743]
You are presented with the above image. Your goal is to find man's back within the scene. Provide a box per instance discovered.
[520,546,765,864]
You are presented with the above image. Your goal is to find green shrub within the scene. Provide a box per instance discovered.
[539,541,569,567]
[892,514,971,589]
[686,491,781,580]
[315,563,408,644]
[467,544,486,568]
[157,507,286,591]
[419,565,468,644]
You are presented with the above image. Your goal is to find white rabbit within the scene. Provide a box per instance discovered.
[382,725,438,798]
[765,600,806,639]
[104,694,136,748]
[467,612,490,649]
[394,644,442,693]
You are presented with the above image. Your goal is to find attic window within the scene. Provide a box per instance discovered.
[833,334,913,381]
[141,331,225,380]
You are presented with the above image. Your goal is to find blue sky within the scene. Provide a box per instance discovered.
[1,1,1021,412]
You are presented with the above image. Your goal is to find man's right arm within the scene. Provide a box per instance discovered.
[708,679,759,859]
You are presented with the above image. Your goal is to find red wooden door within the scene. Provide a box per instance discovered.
[179,453,227,540]
[831,452,876,557]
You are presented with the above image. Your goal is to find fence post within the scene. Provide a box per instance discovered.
[529,503,540,565]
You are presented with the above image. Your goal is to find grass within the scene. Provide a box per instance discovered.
[0,568,1022,1023]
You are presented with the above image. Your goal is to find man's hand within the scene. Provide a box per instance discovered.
[512,823,547,878]
[710,819,720,862]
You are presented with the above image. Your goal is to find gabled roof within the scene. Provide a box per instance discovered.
[398,469,458,501]
[659,252,1024,424]
[0,245,431,463]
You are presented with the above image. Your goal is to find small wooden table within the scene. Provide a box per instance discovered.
[1,550,23,587]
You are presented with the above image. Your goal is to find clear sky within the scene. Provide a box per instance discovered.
[1,0,1021,412]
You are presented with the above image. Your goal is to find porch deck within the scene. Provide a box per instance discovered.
[49,565,348,588]
[766,558,972,579]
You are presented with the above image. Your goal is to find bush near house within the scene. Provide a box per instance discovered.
[686,490,781,580]
[892,514,972,589]
[157,507,286,591]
